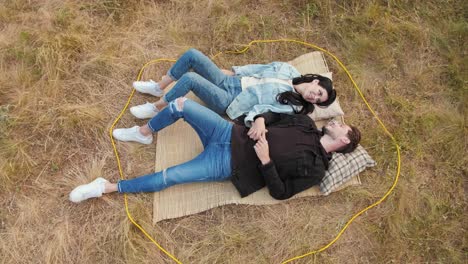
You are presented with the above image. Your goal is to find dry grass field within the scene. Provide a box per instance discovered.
[0,0,466,263]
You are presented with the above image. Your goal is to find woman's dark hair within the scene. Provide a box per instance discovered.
[276,91,313,114]
[276,74,336,114]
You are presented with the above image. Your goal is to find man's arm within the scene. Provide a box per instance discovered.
[253,136,322,200]
[253,111,315,127]
[247,111,292,140]
[259,161,324,200]
[247,111,315,140]
[243,103,294,127]
[253,112,283,125]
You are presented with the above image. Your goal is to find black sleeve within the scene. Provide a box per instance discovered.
[254,112,316,128]
[253,112,285,126]
[295,114,316,128]
[258,157,324,200]
[254,112,293,126]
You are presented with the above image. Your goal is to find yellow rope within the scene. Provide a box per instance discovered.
[109,39,401,263]
[109,59,181,264]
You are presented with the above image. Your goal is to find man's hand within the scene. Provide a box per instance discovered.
[247,117,268,140]
[254,135,271,165]
[221,69,235,76]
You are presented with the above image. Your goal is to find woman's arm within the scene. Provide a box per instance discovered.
[232,62,300,79]
[247,117,268,140]
[231,63,273,77]
[243,103,295,127]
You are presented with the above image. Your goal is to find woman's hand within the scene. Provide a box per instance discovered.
[221,69,235,76]
[247,117,268,141]
[254,135,271,165]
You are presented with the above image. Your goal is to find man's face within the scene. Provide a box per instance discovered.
[323,120,351,140]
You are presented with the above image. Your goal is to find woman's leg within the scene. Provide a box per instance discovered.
[152,48,227,91]
[158,75,173,89]
[158,72,239,114]
[135,48,241,114]
[167,48,231,87]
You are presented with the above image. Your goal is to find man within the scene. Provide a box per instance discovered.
[69,98,360,203]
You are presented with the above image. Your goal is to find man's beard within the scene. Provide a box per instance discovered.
[321,126,329,136]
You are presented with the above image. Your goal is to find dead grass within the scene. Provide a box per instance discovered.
[0,0,466,263]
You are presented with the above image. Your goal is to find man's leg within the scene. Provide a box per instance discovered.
[70,99,232,202]
[113,98,193,144]
[119,97,234,193]
[114,97,232,145]
[70,145,231,202]
[117,143,231,193]
[148,98,232,147]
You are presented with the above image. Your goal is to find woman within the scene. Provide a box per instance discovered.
[129,48,336,132]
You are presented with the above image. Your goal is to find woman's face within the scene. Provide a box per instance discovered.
[295,79,329,104]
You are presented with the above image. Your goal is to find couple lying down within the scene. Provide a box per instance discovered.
[69,49,361,203]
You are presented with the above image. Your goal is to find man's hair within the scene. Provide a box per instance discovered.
[335,126,361,154]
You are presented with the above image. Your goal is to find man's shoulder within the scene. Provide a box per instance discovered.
[279,114,317,127]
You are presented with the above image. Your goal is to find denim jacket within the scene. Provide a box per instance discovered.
[231,62,301,79]
[226,62,302,127]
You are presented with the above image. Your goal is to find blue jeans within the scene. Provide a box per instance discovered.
[117,99,233,193]
[163,48,242,114]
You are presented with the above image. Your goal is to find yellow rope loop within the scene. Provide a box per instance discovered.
[109,58,181,264]
[110,40,401,264]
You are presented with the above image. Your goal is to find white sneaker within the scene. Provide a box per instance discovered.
[130,102,159,119]
[133,79,164,97]
[112,126,153,144]
[69,177,108,203]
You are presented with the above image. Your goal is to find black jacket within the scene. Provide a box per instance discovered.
[230,113,331,200]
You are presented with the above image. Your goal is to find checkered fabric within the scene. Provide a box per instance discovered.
[320,145,376,195]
